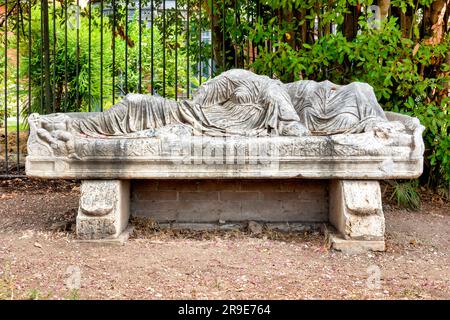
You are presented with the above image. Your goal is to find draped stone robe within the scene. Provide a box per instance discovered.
[72,70,303,138]
[71,69,388,138]
[284,80,388,134]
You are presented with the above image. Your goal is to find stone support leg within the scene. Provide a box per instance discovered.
[328,180,385,252]
[76,180,130,240]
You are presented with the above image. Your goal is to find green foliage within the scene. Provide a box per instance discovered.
[24,3,192,114]
[0,264,14,300]
[65,288,79,300]
[390,180,421,210]
[27,289,41,300]
[26,288,53,300]
[0,43,24,125]
[246,4,450,188]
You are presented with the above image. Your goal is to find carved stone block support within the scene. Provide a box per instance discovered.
[329,180,385,252]
[76,180,130,240]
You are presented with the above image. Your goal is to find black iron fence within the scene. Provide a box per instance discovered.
[1,0,274,177]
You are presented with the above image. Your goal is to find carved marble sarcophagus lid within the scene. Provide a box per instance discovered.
[26,69,424,180]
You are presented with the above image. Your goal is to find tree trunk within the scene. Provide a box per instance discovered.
[41,0,52,114]
[446,51,450,96]
[300,8,307,43]
[343,3,360,41]
[401,10,413,38]
[323,0,333,35]
[390,4,413,38]
[378,0,391,19]
[207,0,237,71]
[423,0,447,44]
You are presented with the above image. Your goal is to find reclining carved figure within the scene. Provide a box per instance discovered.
[30,69,402,147]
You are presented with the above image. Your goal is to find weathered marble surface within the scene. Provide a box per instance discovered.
[329,180,385,241]
[26,111,424,179]
[26,69,424,180]
[29,69,397,141]
[50,69,391,139]
[76,180,130,240]
[328,180,386,252]
[72,70,307,137]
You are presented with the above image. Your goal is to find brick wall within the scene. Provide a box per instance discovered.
[131,179,329,223]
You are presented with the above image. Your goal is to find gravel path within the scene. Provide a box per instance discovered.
[0,179,448,300]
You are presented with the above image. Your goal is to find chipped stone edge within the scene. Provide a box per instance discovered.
[73,225,134,246]
[323,225,385,253]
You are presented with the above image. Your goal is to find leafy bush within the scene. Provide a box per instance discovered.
[23,3,193,114]
[0,41,24,126]
[390,180,421,210]
[246,4,449,188]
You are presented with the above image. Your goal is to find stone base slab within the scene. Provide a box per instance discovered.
[76,180,130,240]
[329,180,385,240]
[74,226,134,245]
[327,232,385,253]
[26,156,423,180]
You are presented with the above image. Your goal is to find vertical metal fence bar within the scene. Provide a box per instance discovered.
[28,0,31,118]
[246,0,249,68]
[256,0,260,63]
[252,0,256,63]
[210,0,213,78]
[52,0,56,113]
[64,1,68,112]
[76,0,80,109]
[100,0,104,111]
[174,0,178,100]
[163,0,166,97]
[112,0,116,104]
[43,0,52,113]
[270,17,273,78]
[4,0,8,175]
[234,0,237,68]
[151,0,154,94]
[222,0,224,71]
[40,4,43,113]
[16,0,20,171]
[198,0,201,85]
[88,1,92,111]
[125,0,128,94]
[138,0,142,93]
[186,1,190,98]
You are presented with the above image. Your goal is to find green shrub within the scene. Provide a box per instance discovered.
[247,10,449,188]
[390,180,421,210]
[23,4,193,114]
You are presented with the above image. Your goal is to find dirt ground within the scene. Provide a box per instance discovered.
[0,178,448,300]
[0,131,28,174]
